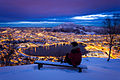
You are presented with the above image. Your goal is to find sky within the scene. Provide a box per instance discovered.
[0,0,120,27]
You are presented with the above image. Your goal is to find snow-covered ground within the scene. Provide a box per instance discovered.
[0,57,120,80]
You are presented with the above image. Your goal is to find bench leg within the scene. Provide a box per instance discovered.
[38,64,43,70]
[79,68,82,72]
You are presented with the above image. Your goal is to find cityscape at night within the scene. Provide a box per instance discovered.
[0,0,120,80]
[0,27,120,66]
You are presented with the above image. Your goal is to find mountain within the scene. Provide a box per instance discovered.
[51,22,104,35]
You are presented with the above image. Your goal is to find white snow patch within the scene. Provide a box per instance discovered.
[0,58,120,80]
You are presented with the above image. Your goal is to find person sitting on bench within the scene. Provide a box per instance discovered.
[64,42,82,67]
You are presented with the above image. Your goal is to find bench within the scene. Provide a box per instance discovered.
[34,61,87,72]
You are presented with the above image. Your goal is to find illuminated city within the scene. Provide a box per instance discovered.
[0,27,120,67]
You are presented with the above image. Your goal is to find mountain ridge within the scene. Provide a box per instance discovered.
[51,22,104,35]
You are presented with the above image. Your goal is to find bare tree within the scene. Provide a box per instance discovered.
[103,13,120,61]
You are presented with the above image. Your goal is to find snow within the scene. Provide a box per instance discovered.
[0,57,120,80]
[52,22,104,35]
[84,32,96,35]
[35,61,87,68]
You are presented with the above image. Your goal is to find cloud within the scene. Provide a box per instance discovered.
[0,0,120,22]
[0,21,64,24]
[71,14,113,20]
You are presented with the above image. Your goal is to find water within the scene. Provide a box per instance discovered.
[24,44,88,57]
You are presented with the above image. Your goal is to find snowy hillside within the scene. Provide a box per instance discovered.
[51,22,104,35]
[0,57,120,80]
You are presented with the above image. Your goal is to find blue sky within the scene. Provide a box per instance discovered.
[0,0,120,27]
[0,11,119,27]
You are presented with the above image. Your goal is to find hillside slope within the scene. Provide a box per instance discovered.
[0,58,120,80]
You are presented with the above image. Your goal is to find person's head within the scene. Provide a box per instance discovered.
[71,42,78,47]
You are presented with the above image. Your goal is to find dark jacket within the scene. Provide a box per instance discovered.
[68,47,82,66]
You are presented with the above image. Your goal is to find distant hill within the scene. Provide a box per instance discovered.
[51,22,105,35]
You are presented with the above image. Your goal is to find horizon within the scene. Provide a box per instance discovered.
[0,11,120,27]
[0,0,120,27]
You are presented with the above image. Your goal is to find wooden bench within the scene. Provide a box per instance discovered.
[34,61,87,72]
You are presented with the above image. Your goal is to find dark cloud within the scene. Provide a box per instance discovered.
[0,0,120,22]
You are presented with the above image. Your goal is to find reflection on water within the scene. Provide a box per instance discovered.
[24,43,88,57]
[24,44,71,56]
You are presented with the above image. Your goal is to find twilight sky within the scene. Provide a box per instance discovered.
[0,0,120,27]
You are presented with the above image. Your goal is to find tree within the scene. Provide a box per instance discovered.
[103,13,120,61]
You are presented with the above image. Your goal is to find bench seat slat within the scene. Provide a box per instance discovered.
[35,61,87,69]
